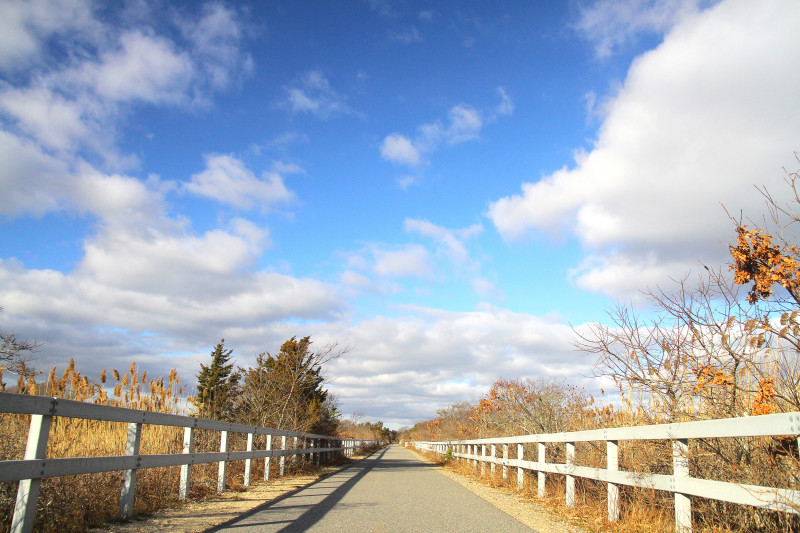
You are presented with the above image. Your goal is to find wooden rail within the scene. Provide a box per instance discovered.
[413,411,800,532]
[0,391,376,533]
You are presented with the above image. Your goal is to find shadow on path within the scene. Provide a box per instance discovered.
[204,446,414,532]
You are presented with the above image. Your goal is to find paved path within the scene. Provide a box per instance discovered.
[207,444,534,532]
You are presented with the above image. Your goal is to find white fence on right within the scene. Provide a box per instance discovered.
[414,412,800,532]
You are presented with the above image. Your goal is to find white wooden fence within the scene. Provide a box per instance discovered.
[0,391,376,533]
[414,412,800,532]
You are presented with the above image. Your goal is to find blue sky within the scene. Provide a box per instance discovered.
[1,0,799,428]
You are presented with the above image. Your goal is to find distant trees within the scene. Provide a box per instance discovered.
[338,418,394,443]
[471,378,587,435]
[400,378,587,442]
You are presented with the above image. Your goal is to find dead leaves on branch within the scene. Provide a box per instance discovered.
[730,225,800,305]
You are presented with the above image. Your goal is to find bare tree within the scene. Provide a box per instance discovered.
[576,160,800,421]
[0,306,40,377]
[235,336,349,433]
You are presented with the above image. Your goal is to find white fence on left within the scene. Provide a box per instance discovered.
[0,391,374,533]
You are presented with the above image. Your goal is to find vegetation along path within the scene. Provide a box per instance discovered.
[208,444,535,532]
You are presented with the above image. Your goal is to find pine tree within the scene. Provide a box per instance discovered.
[196,339,239,420]
[238,336,338,432]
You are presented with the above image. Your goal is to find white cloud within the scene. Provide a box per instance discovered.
[320,307,595,424]
[575,0,709,57]
[379,101,487,167]
[488,0,800,298]
[340,270,374,290]
[0,87,89,151]
[180,2,253,89]
[380,134,421,166]
[0,1,250,168]
[75,31,195,104]
[396,175,422,189]
[446,104,482,144]
[0,0,100,71]
[494,86,514,117]
[280,71,356,119]
[372,245,434,278]
[404,218,482,266]
[404,218,499,300]
[0,130,72,216]
[186,154,294,210]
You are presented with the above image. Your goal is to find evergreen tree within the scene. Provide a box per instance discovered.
[196,339,239,420]
[238,336,340,433]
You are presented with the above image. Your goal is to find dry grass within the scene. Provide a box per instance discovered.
[415,382,800,533]
[0,360,334,533]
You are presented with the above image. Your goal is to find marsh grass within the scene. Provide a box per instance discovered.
[0,360,310,532]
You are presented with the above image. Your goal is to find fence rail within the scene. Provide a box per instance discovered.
[0,391,376,533]
[413,411,800,532]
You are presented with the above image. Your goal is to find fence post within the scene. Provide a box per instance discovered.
[673,438,691,532]
[481,444,486,476]
[11,413,53,533]
[502,444,509,480]
[120,422,142,518]
[490,444,496,477]
[265,434,273,481]
[244,432,254,486]
[280,435,287,475]
[565,442,575,507]
[472,444,477,471]
[537,442,546,498]
[517,443,524,490]
[607,440,619,522]
[217,430,229,493]
[179,427,194,500]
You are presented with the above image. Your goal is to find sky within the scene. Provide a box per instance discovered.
[1,0,799,429]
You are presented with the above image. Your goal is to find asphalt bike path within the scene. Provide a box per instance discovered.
[207,443,534,532]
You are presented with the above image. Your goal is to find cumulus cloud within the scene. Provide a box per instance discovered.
[0,1,347,391]
[320,307,596,425]
[0,88,89,152]
[380,134,421,166]
[186,154,295,210]
[74,31,195,104]
[488,0,800,297]
[0,1,250,167]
